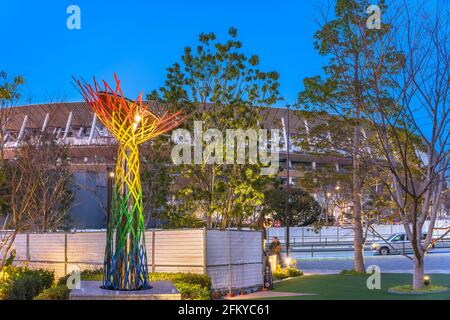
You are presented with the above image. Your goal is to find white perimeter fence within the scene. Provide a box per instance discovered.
[268,220,450,246]
[1,228,263,290]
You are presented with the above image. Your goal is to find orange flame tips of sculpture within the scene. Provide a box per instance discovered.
[74,73,184,145]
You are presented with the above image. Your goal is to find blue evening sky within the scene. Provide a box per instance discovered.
[1,0,330,106]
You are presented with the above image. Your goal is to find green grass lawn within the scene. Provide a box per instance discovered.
[260,274,450,300]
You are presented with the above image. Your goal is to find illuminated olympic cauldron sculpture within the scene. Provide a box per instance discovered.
[76,74,183,290]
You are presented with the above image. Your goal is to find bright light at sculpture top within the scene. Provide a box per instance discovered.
[76,73,183,290]
[76,73,182,145]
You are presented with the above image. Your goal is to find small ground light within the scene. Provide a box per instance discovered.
[424,276,430,286]
[109,171,115,178]
[284,256,292,267]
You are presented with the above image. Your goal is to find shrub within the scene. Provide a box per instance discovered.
[78,269,103,281]
[339,269,367,276]
[287,267,303,278]
[57,268,102,286]
[5,249,16,267]
[149,272,212,300]
[0,265,23,285]
[34,284,70,300]
[272,265,303,281]
[272,270,289,280]
[0,266,54,300]
[174,282,211,300]
[150,272,211,290]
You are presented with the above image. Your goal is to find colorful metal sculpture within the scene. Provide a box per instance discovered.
[76,74,183,290]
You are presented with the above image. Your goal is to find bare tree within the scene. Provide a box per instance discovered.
[22,134,74,232]
[0,150,36,269]
[0,130,74,270]
[361,1,450,289]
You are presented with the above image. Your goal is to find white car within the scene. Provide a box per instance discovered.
[371,232,427,255]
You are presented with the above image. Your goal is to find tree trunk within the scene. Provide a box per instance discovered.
[413,254,425,290]
[206,213,212,229]
[352,204,365,272]
[352,124,365,273]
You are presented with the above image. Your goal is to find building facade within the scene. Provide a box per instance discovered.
[6,102,443,229]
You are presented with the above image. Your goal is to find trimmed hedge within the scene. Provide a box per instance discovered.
[149,272,212,300]
[57,269,102,286]
[171,282,211,300]
[0,266,54,300]
[272,266,303,280]
[339,269,368,276]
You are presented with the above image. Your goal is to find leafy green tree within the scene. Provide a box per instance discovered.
[296,0,401,272]
[20,133,74,232]
[0,71,24,270]
[0,71,24,106]
[264,185,323,227]
[140,135,172,228]
[0,71,25,212]
[160,206,206,229]
[148,28,280,229]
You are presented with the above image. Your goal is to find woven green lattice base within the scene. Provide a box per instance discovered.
[103,142,150,290]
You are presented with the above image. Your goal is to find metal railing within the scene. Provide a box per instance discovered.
[265,231,450,257]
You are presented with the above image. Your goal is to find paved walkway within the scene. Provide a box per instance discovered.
[226,291,316,300]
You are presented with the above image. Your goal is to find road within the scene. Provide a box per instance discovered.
[292,249,450,274]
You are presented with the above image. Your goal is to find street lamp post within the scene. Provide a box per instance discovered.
[326,192,332,224]
[262,217,274,291]
[285,105,291,258]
